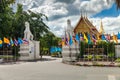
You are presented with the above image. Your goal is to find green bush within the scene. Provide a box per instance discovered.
[108,53,115,58]
[87,55,93,59]
[80,41,85,58]
[0,55,13,59]
[115,58,120,62]
[78,41,115,59]
[95,55,102,60]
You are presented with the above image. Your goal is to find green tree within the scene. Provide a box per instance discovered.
[0,0,15,38]
[11,3,25,38]
[27,10,49,40]
[40,32,61,55]
[8,3,49,40]
[0,0,15,13]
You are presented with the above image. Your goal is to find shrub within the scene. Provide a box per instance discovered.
[115,58,120,62]
[108,52,115,58]
[87,55,93,59]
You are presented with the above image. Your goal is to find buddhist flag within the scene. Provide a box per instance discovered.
[117,32,120,39]
[4,37,10,44]
[0,38,2,47]
[23,38,29,44]
[106,34,111,42]
[10,38,14,46]
[97,34,101,41]
[101,34,106,40]
[92,34,96,44]
[69,35,73,45]
[83,33,88,43]
[113,33,118,44]
[61,37,65,46]
[72,34,76,44]
[87,33,91,44]
[14,39,18,46]
[75,33,80,44]
[65,32,69,45]
[80,33,84,41]
[18,38,23,45]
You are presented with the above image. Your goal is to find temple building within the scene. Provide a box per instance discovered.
[73,15,100,37]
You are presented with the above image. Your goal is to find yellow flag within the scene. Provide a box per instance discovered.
[113,33,118,44]
[4,37,10,44]
[97,34,101,40]
[0,39,2,44]
[84,33,88,43]
[62,41,65,46]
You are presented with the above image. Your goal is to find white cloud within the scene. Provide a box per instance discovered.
[78,0,114,16]
[45,15,80,37]
[30,4,68,17]
[47,15,120,37]
[15,0,120,37]
[17,0,68,17]
[91,15,120,35]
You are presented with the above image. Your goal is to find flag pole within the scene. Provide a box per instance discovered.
[87,44,90,61]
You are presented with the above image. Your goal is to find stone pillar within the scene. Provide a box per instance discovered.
[62,44,79,62]
[115,45,120,58]
[62,46,71,62]
[33,41,40,59]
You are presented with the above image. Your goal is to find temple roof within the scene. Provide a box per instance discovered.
[74,16,100,36]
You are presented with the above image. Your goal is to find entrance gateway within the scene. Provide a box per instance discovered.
[19,22,40,60]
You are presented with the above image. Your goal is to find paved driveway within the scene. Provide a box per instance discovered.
[0,56,120,80]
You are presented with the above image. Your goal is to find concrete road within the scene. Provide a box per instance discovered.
[0,56,120,80]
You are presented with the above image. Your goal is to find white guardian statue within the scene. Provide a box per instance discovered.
[66,19,74,36]
[19,21,40,60]
[24,22,33,41]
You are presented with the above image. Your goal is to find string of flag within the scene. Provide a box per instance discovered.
[62,32,120,46]
[0,37,29,47]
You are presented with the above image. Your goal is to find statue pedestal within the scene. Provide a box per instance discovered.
[62,44,80,62]
[19,41,40,60]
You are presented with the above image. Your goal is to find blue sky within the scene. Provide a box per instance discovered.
[93,3,120,18]
[15,0,120,36]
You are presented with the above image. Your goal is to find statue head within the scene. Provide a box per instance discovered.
[25,21,29,27]
[67,19,71,25]
[24,21,33,40]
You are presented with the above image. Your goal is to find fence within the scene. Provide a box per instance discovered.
[62,42,117,62]
[0,47,15,62]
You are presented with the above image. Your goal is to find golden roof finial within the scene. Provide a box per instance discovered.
[99,19,105,34]
[81,10,83,17]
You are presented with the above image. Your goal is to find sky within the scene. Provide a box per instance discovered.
[14,0,120,37]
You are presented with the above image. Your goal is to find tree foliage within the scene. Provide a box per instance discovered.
[0,1,61,56]
[40,32,61,55]
[0,3,49,40]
